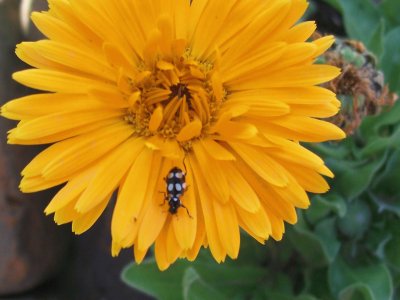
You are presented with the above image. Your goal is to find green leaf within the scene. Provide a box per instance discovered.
[236,233,269,265]
[262,292,294,300]
[339,0,381,45]
[381,26,400,93]
[310,142,351,160]
[122,259,188,300]
[370,193,400,217]
[373,149,400,194]
[296,296,318,300]
[183,268,228,300]
[287,217,339,268]
[262,293,318,300]
[359,127,400,157]
[306,194,346,224]
[303,268,331,299]
[381,0,400,29]
[328,258,394,300]
[332,152,387,200]
[263,273,293,296]
[359,102,400,141]
[254,274,294,299]
[339,283,374,300]
[384,236,400,271]
[337,199,372,239]
[370,150,400,217]
[367,19,385,58]
[314,218,341,261]
[122,255,267,300]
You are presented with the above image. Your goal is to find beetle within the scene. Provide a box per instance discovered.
[162,166,192,218]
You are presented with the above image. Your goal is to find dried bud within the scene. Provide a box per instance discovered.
[318,37,398,135]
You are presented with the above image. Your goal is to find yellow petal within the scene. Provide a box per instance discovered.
[266,136,325,171]
[136,158,170,251]
[268,116,346,142]
[213,201,240,259]
[236,206,271,240]
[222,42,286,82]
[75,138,144,213]
[271,173,310,209]
[17,41,116,81]
[149,105,164,132]
[8,118,121,145]
[54,199,80,225]
[103,42,137,79]
[154,223,171,271]
[176,119,202,142]
[267,210,285,241]
[230,142,289,187]
[230,86,338,105]
[172,160,197,250]
[223,162,261,213]
[262,43,317,74]
[213,119,258,140]
[235,159,298,224]
[20,175,65,193]
[191,157,226,262]
[230,65,340,90]
[72,193,111,234]
[185,204,206,261]
[281,162,330,193]
[224,94,290,118]
[166,220,182,264]
[211,71,223,102]
[221,0,291,65]
[190,0,238,59]
[193,142,230,203]
[44,123,134,180]
[13,69,116,94]
[283,21,316,43]
[10,109,123,141]
[47,0,103,47]
[89,88,129,108]
[134,243,149,264]
[30,12,86,50]
[145,136,184,159]
[112,148,154,244]
[200,139,235,161]
[44,165,99,214]
[313,35,335,57]
[111,241,122,257]
[1,93,110,121]
[289,102,339,118]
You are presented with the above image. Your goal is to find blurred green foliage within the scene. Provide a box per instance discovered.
[122,1,400,299]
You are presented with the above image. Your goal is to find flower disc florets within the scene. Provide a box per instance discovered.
[124,25,224,145]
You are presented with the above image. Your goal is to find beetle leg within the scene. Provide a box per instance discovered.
[158,191,168,206]
[181,204,193,219]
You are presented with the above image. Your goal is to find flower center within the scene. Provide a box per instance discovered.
[123,18,225,142]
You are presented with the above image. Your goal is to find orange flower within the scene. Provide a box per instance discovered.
[1,0,344,270]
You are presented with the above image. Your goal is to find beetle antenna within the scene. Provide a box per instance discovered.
[182,154,188,174]
[181,204,193,219]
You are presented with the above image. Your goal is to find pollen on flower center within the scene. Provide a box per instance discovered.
[124,35,226,142]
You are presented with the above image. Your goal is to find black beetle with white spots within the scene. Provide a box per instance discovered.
[163,167,192,218]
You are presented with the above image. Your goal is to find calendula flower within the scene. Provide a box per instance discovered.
[1,0,345,270]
